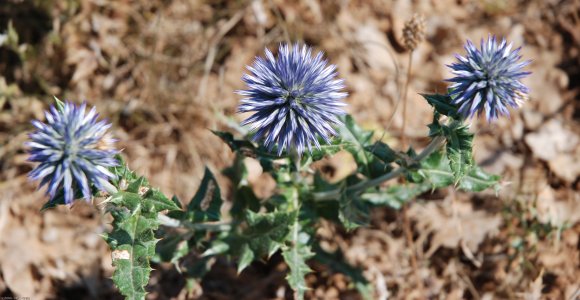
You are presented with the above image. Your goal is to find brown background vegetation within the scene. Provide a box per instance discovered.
[0,0,579,299]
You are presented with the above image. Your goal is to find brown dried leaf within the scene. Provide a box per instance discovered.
[411,200,501,257]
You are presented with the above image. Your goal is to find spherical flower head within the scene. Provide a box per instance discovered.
[446,36,531,121]
[27,101,119,204]
[237,44,347,156]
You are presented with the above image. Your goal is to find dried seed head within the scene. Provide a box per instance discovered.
[402,14,426,51]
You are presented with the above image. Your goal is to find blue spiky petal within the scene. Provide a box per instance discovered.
[27,101,119,204]
[237,44,348,156]
[446,36,531,121]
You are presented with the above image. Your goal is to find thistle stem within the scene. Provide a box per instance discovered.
[290,148,302,186]
[312,136,446,201]
[158,214,232,232]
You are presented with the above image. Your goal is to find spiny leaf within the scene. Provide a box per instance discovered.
[414,151,454,188]
[458,165,501,192]
[212,130,257,154]
[282,217,314,300]
[338,194,370,230]
[427,112,443,137]
[202,239,229,257]
[447,148,471,183]
[126,177,147,193]
[225,154,261,218]
[104,167,180,300]
[313,246,373,300]
[244,210,295,256]
[212,130,280,159]
[338,115,375,176]
[365,141,397,164]
[421,93,460,119]
[180,256,214,291]
[231,210,296,273]
[361,184,430,209]
[237,244,255,274]
[410,151,500,192]
[442,122,474,182]
[154,234,189,264]
[187,167,223,222]
[143,189,181,213]
[155,169,223,270]
[304,140,342,163]
[105,199,158,300]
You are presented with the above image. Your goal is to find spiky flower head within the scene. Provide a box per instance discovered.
[446,36,531,121]
[237,44,347,156]
[27,101,119,204]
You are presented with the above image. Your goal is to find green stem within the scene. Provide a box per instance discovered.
[312,136,446,201]
[289,148,302,211]
[158,214,232,232]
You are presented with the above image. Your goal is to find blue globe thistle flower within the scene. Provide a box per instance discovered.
[27,101,119,204]
[237,44,347,156]
[446,36,531,121]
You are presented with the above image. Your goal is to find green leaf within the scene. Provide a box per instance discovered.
[313,246,373,300]
[212,130,257,154]
[442,122,474,182]
[304,141,342,162]
[181,256,214,290]
[365,141,397,178]
[105,200,159,300]
[361,184,430,209]
[212,130,280,160]
[458,165,501,192]
[421,93,459,119]
[414,151,454,188]
[365,141,397,163]
[154,234,190,264]
[244,210,295,256]
[339,194,370,230]
[230,210,296,273]
[282,216,314,300]
[110,156,138,187]
[427,112,443,137]
[409,151,500,192]
[237,244,255,274]
[144,189,181,212]
[103,163,180,300]
[155,169,223,269]
[202,239,229,257]
[187,167,223,222]
[338,115,375,176]
[231,186,261,218]
[126,177,147,193]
